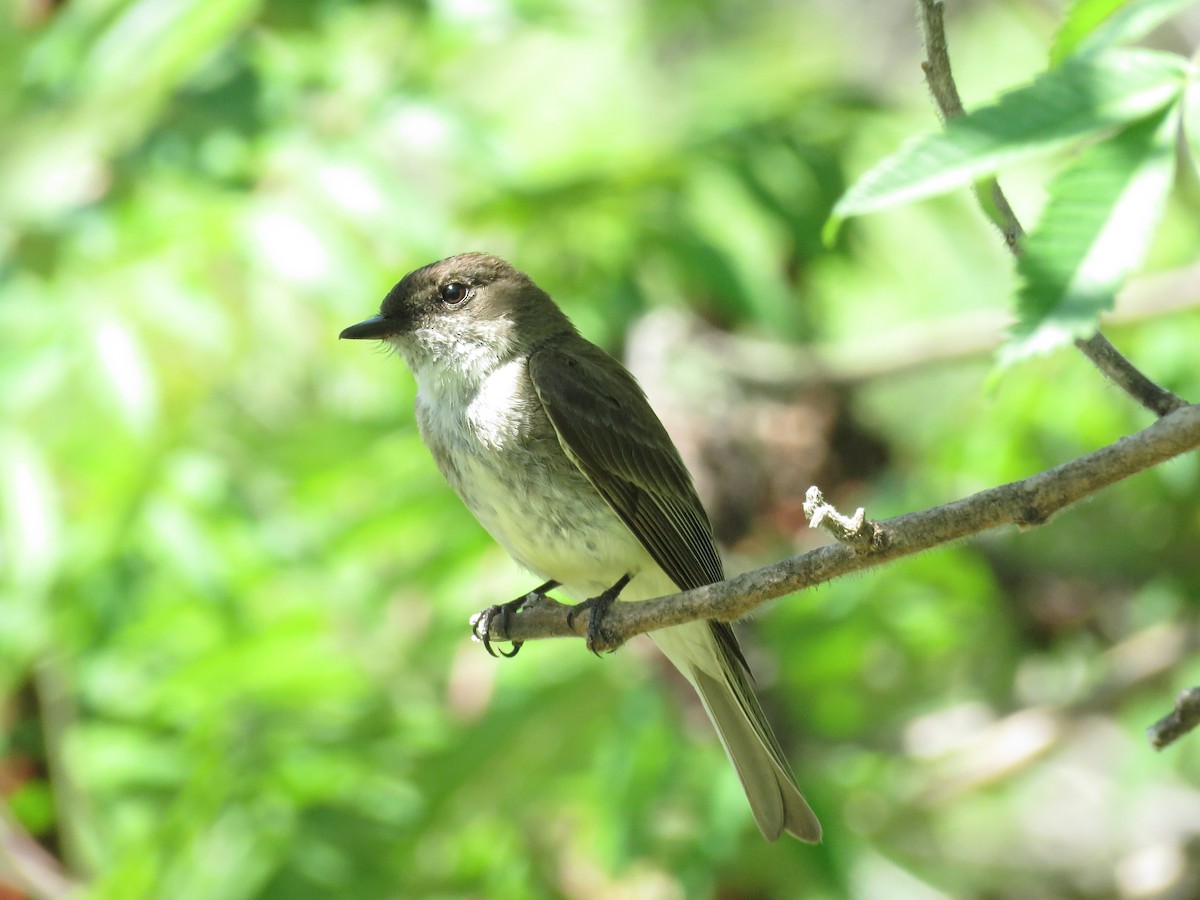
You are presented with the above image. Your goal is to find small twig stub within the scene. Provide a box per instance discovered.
[804,486,877,550]
[1148,686,1200,750]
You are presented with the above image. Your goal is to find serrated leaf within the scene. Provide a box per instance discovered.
[826,49,1187,239]
[1052,0,1200,66]
[1002,102,1179,362]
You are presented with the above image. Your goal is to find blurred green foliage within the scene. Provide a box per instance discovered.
[2,1,1199,898]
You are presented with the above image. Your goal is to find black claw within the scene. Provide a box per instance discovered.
[476,601,524,658]
[472,580,558,658]
[567,573,631,655]
[495,640,522,658]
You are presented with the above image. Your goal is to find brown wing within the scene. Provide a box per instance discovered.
[527,343,724,592]
[528,343,750,676]
[530,345,806,826]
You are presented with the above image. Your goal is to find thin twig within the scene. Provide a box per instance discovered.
[1148,686,1200,749]
[803,486,876,549]
[1073,333,1187,416]
[917,0,1023,249]
[477,404,1200,650]
[917,0,964,118]
[915,0,1186,417]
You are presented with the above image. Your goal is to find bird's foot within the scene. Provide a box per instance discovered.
[470,580,558,658]
[567,574,631,656]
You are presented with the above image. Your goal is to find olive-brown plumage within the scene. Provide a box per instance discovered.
[341,253,820,842]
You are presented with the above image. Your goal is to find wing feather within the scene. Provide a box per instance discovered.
[527,344,723,592]
[528,344,821,836]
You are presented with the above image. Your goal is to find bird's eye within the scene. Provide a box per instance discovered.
[439,282,470,305]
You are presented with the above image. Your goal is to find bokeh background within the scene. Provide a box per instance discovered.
[3,0,1200,897]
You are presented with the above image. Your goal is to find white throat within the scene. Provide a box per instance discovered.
[390,316,519,408]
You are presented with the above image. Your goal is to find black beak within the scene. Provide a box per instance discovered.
[339,315,393,340]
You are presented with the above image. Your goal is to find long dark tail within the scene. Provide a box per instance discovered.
[650,620,821,842]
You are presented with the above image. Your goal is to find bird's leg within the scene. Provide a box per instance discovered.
[567,573,632,656]
[471,580,559,658]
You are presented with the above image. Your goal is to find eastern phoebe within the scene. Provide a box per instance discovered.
[341,253,820,843]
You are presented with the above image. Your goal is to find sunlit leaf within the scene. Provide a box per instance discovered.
[1004,102,1180,360]
[826,49,1187,237]
[94,319,159,433]
[1051,0,1127,64]
[1185,72,1200,179]
[0,436,60,590]
[1051,0,1200,65]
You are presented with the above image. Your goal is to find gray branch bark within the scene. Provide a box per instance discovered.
[1149,687,1200,750]
[474,404,1200,651]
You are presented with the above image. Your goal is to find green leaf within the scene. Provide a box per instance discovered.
[1051,0,1139,64]
[825,49,1187,239]
[1003,101,1180,361]
[1185,69,1200,179]
[1051,0,1200,66]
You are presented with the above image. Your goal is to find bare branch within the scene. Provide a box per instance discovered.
[916,0,964,119]
[1148,686,1200,750]
[1073,333,1188,417]
[915,0,1185,417]
[917,0,1024,250]
[476,404,1200,651]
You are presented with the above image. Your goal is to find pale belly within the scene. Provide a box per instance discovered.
[415,365,657,599]
[458,449,653,596]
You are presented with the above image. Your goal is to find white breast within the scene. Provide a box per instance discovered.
[414,357,653,598]
[465,359,529,449]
